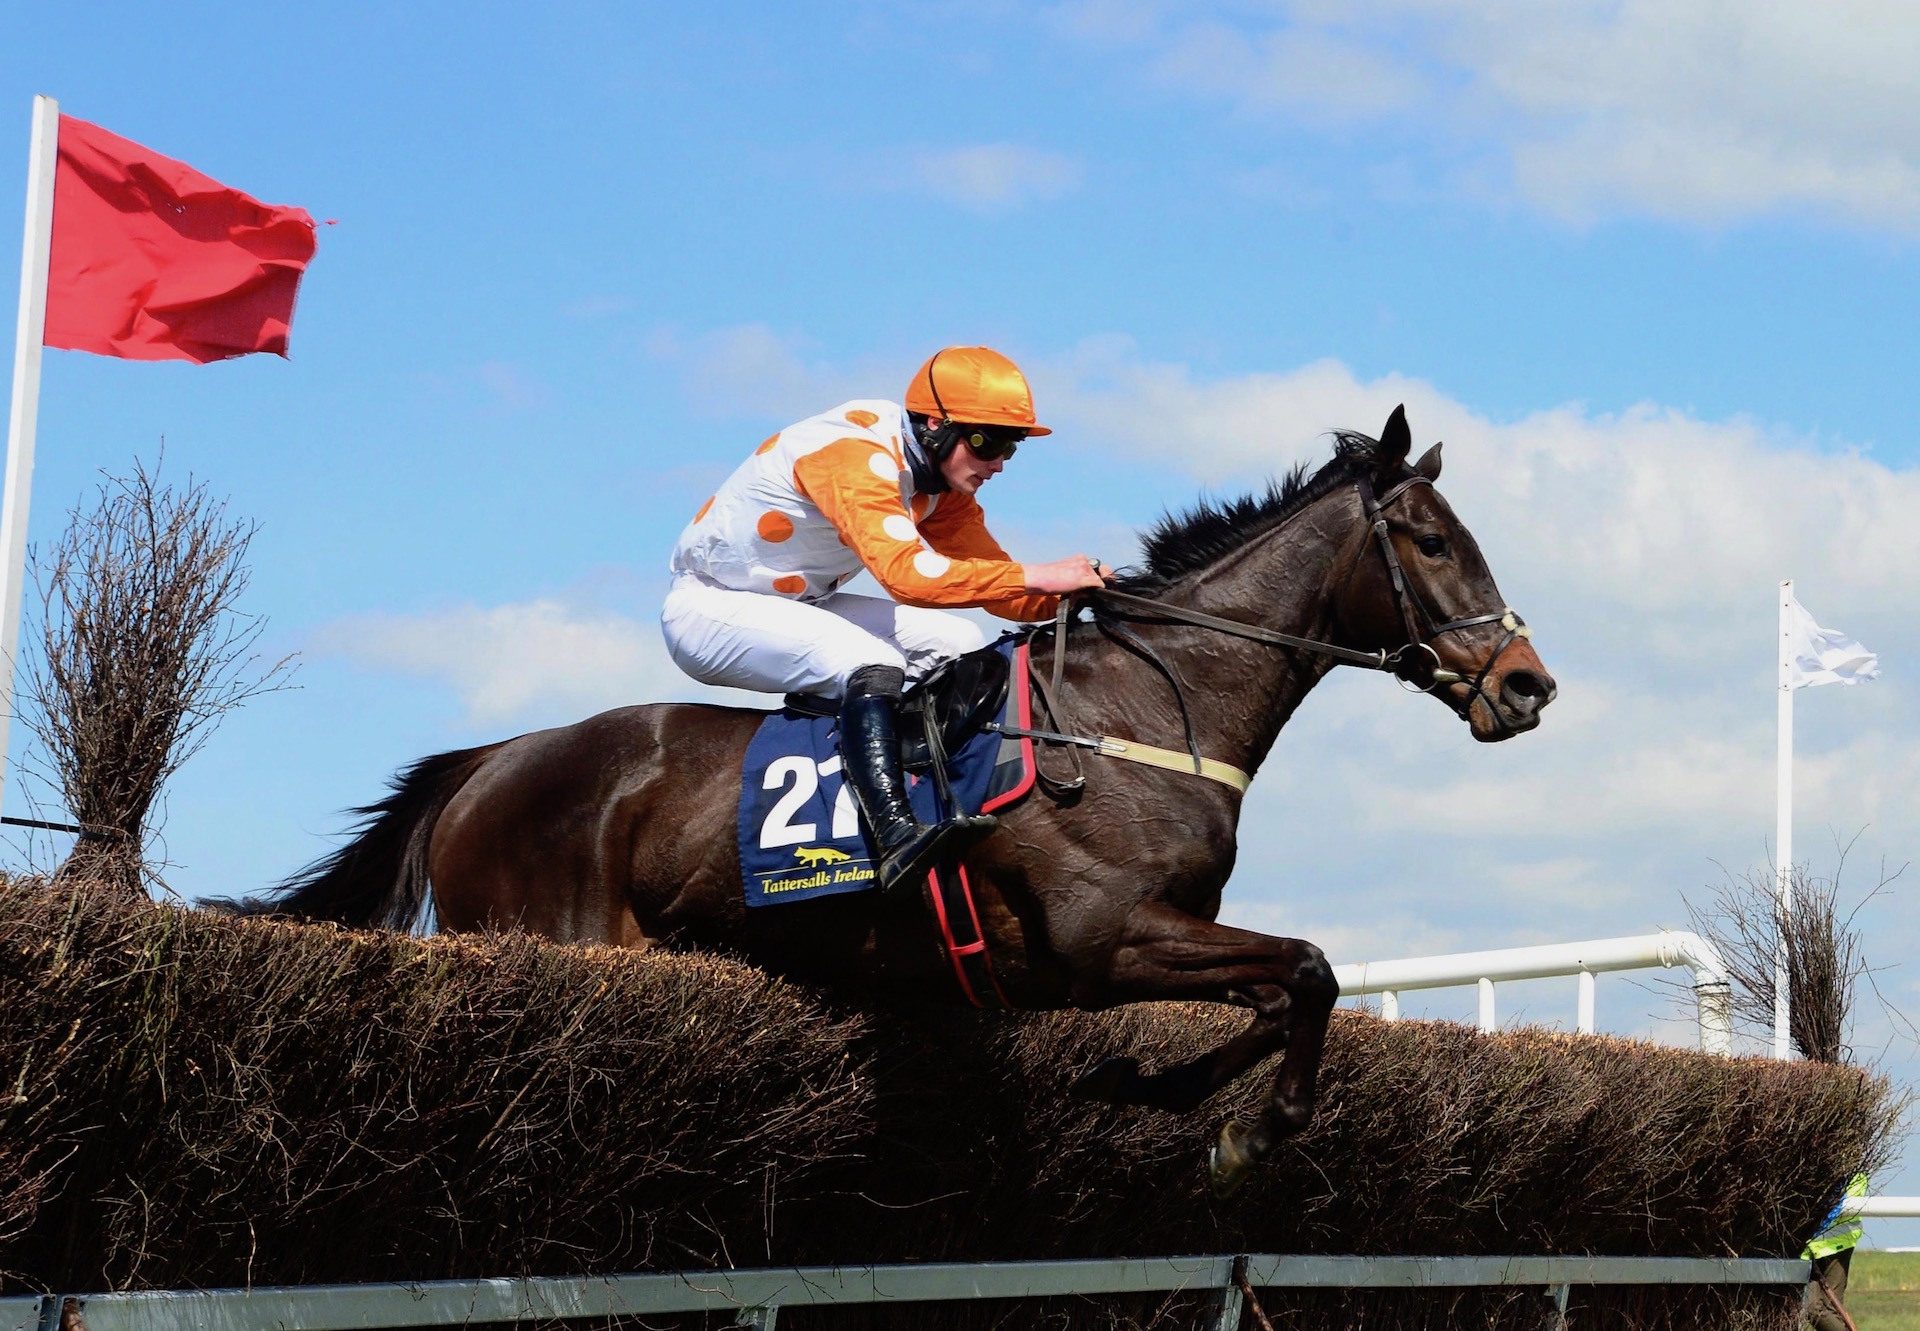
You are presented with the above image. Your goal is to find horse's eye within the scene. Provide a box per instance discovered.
[1416,534,1447,557]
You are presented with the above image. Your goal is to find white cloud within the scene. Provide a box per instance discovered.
[673,324,821,419]
[1050,1,1920,232]
[1149,19,1423,125]
[910,144,1083,213]
[1441,0,1920,229]
[1041,338,1433,484]
[314,599,762,729]
[1042,338,1920,632]
[1042,0,1171,47]
[645,324,905,421]
[1218,902,1472,966]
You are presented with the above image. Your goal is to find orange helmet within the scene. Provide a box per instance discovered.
[905,346,1052,437]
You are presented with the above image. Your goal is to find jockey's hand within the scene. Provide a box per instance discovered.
[1025,555,1116,594]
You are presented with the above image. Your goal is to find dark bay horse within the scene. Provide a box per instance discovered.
[227,406,1555,1194]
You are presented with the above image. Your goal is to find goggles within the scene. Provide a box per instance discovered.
[957,425,1025,462]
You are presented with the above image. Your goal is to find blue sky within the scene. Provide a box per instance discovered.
[11,2,1920,1238]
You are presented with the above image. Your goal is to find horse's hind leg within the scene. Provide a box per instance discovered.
[1072,902,1338,1195]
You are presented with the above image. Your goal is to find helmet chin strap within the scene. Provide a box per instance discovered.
[903,415,949,494]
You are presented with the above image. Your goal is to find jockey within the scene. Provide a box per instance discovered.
[664,345,1111,896]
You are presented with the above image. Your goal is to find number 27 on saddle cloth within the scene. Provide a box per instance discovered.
[735,638,1037,892]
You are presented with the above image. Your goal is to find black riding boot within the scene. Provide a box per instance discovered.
[839,664,996,897]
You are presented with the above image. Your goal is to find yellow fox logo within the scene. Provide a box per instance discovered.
[793,845,852,868]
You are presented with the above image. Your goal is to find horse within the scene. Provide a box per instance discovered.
[224,405,1555,1195]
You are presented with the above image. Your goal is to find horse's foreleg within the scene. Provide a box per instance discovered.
[1071,903,1338,1195]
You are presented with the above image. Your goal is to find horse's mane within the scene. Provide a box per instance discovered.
[1111,429,1387,595]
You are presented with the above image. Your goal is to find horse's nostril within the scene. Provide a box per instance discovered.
[1501,669,1554,713]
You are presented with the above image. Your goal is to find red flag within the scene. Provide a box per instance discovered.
[45,116,317,364]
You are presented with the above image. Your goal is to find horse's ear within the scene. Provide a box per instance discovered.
[1414,441,1442,482]
[1378,405,1412,472]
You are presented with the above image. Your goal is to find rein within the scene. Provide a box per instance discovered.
[1001,472,1533,793]
[1087,588,1393,668]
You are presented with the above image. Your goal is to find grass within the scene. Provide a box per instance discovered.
[1854,1252,1920,1291]
[1842,1251,1920,1329]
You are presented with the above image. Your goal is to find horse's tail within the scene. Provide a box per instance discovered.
[213,742,505,929]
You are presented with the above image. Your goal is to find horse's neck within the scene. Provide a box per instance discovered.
[1106,491,1360,776]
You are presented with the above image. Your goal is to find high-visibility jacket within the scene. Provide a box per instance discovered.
[1803,1172,1869,1260]
[669,399,1057,622]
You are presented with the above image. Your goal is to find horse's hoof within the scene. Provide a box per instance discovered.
[1209,1119,1259,1199]
[1070,1056,1141,1102]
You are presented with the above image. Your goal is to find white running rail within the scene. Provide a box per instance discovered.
[1332,931,1735,1054]
[1847,1197,1920,1219]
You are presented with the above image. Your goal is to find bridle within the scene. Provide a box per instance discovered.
[1354,472,1532,726]
[1079,471,1532,730]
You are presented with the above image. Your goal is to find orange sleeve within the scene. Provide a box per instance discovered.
[917,490,1061,623]
[792,438,1030,608]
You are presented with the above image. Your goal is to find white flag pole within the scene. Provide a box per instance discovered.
[1774,579,1793,1059]
[0,94,59,821]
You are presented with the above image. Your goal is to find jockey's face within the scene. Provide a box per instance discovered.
[934,423,1007,496]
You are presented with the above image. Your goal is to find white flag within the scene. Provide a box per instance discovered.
[1786,594,1880,688]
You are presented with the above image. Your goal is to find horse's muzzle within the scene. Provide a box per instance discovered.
[1474,659,1556,741]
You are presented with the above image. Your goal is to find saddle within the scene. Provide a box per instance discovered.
[781,641,1012,774]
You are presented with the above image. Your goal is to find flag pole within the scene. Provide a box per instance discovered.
[1774,578,1793,1059]
[0,94,59,821]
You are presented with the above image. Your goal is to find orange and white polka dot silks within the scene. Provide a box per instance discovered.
[668,399,1054,621]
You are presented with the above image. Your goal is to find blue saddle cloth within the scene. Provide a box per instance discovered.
[736,640,1030,907]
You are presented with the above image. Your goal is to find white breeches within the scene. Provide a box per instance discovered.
[661,575,987,698]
